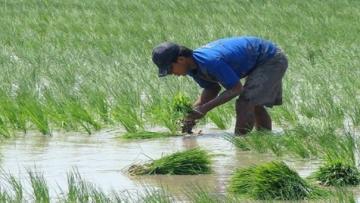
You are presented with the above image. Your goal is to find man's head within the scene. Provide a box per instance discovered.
[152,42,194,77]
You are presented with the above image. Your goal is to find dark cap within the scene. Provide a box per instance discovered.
[152,42,180,77]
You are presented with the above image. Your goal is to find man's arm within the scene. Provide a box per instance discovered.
[193,84,221,107]
[187,81,242,120]
[181,84,221,133]
[201,81,242,112]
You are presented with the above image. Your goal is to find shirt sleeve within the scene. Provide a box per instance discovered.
[207,58,240,89]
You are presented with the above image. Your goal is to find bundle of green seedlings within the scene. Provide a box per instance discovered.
[309,131,360,186]
[228,161,327,200]
[311,160,360,186]
[128,148,211,175]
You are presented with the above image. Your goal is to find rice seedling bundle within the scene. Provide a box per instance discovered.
[128,148,211,175]
[229,161,322,200]
[313,161,360,186]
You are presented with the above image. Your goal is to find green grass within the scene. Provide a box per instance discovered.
[120,131,180,139]
[228,161,327,200]
[0,0,358,137]
[128,148,212,175]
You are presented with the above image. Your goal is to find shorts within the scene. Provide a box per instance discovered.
[238,48,288,107]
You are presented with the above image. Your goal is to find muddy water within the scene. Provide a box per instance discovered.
[0,128,348,200]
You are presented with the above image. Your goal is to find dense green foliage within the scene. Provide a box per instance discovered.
[313,161,360,186]
[129,148,211,175]
[229,161,326,200]
[0,0,359,137]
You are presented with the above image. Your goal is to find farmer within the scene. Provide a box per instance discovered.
[152,36,288,136]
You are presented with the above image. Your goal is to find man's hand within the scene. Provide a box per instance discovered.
[186,106,207,120]
[181,118,196,134]
[180,106,206,134]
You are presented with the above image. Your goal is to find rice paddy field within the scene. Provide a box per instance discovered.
[0,0,360,202]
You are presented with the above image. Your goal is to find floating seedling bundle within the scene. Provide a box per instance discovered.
[312,161,360,186]
[229,161,325,200]
[128,148,211,175]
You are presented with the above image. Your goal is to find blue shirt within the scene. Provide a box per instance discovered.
[188,36,277,90]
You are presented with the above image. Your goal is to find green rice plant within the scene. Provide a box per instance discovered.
[128,148,211,175]
[66,100,101,134]
[207,106,232,130]
[350,105,360,127]
[6,174,23,202]
[184,184,227,203]
[28,170,50,203]
[0,116,11,138]
[42,89,73,131]
[228,161,327,200]
[0,90,26,134]
[113,103,143,133]
[0,171,23,202]
[64,169,111,203]
[138,188,173,203]
[315,130,357,165]
[227,124,353,160]
[332,188,356,203]
[0,0,357,138]
[225,131,287,157]
[15,89,50,135]
[121,131,179,139]
[82,86,112,124]
[146,99,181,134]
[0,191,10,202]
[311,161,360,186]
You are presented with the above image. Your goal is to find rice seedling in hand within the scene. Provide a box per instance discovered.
[172,92,192,115]
[228,161,325,200]
[312,161,360,186]
[128,148,211,175]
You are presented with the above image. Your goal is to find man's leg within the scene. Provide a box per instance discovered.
[254,106,272,131]
[235,98,255,136]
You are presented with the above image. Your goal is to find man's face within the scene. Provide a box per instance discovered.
[170,56,188,76]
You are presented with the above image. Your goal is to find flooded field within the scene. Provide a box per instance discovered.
[0,128,330,201]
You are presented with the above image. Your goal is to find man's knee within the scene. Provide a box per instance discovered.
[254,105,266,114]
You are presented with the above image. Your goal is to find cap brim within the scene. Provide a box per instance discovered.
[158,64,171,77]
